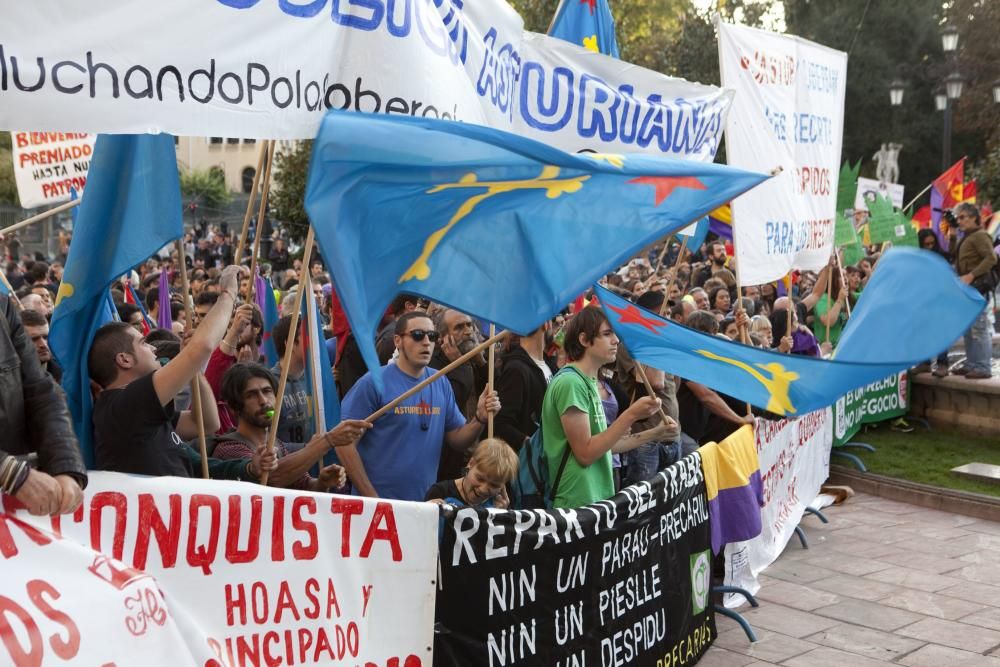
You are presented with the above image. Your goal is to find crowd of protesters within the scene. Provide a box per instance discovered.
[0,201,996,516]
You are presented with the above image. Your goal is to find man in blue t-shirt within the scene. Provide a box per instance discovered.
[340,312,501,501]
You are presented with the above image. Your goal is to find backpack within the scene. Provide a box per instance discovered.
[512,366,588,510]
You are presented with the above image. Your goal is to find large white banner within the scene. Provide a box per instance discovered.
[719,22,847,284]
[0,473,438,666]
[10,131,95,208]
[0,2,730,161]
[722,410,832,606]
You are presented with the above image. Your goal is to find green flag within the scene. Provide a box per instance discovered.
[869,194,919,246]
[836,160,861,216]
[842,239,865,266]
[835,213,860,247]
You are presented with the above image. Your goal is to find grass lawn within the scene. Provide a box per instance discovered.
[838,423,1000,498]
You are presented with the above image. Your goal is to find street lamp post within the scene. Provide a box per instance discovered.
[889,24,999,176]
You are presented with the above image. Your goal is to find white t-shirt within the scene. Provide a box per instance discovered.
[534,357,553,384]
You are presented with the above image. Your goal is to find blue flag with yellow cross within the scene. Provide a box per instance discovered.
[304,111,769,380]
[595,248,984,417]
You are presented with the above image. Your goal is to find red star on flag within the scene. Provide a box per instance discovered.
[580,0,597,15]
[607,303,668,335]
[628,176,707,206]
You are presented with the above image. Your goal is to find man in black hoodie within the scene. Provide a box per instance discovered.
[494,323,554,451]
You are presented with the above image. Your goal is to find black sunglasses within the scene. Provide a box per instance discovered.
[404,329,440,343]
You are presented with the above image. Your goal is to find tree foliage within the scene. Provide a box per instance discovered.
[946,0,1000,205]
[269,140,313,243]
[179,167,232,211]
[0,133,20,206]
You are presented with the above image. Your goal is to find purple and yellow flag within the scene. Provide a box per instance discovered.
[699,425,762,553]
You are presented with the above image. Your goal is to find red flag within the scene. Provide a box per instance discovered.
[960,179,977,204]
[932,158,965,209]
[912,205,931,229]
[121,278,151,335]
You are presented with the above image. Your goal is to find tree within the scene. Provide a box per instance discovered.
[0,133,20,206]
[179,167,232,212]
[782,0,999,206]
[946,0,1000,205]
[268,140,313,243]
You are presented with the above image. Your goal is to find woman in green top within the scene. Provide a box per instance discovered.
[811,261,849,349]
[541,307,678,509]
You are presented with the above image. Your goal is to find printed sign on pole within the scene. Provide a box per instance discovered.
[719,22,848,284]
[10,131,96,209]
[854,177,905,211]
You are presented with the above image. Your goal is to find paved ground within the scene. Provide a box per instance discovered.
[703,492,1000,666]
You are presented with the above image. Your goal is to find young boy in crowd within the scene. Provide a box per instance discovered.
[425,438,518,509]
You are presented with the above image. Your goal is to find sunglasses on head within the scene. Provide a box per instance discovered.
[404,329,440,342]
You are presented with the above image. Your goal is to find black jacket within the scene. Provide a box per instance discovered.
[494,346,550,451]
[0,296,86,487]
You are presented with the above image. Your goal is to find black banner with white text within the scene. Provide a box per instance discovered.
[435,452,715,667]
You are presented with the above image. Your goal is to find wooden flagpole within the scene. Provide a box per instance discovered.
[247,140,277,306]
[635,361,673,428]
[176,239,210,479]
[824,262,832,344]
[0,270,22,309]
[303,270,325,438]
[2,199,80,236]
[658,236,689,318]
[487,323,496,439]
[233,140,270,267]
[365,329,510,424]
[260,225,315,486]
[834,249,852,318]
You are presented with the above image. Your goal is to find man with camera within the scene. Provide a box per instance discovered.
[951,203,997,379]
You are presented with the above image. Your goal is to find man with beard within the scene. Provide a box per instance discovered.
[339,311,501,501]
[431,308,490,479]
[694,241,729,287]
[213,362,370,490]
[90,266,277,480]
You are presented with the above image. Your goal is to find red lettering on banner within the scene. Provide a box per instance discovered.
[274,581,300,624]
[14,132,90,148]
[297,627,313,663]
[0,593,42,667]
[0,580,82,667]
[367,657,423,667]
[0,498,52,558]
[261,630,279,666]
[226,495,262,564]
[270,495,286,562]
[291,496,318,560]
[26,580,80,659]
[327,579,342,618]
[224,583,246,627]
[315,627,335,660]
[303,577,321,619]
[361,502,403,561]
[224,578,343,630]
[134,493,181,570]
[330,497,365,557]
[251,582,269,624]
[187,494,221,575]
[90,492,128,561]
[362,584,373,617]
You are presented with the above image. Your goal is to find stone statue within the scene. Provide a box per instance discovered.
[873,142,902,184]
